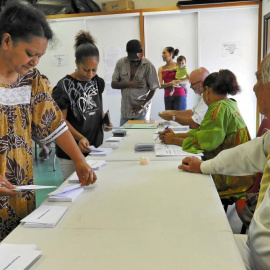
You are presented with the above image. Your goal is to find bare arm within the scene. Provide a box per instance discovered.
[158,67,180,89]
[62,109,90,153]
[55,130,96,186]
[132,90,156,114]
[158,110,200,129]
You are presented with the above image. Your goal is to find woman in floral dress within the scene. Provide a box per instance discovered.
[0,0,96,241]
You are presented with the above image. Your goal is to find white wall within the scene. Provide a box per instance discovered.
[199,6,258,138]
[38,14,140,127]
[144,11,198,119]
[37,4,259,136]
[262,0,270,59]
[263,0,270,17]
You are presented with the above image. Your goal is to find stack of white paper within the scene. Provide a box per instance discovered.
[48,184,83,202]
[100,142,119,149]
[69,160,106,183]
[105,136,123,142]
[0,244,42,270]
[155,125,189,134]
[86,159,106,170]
[13,185,57,191]
[154,144,203,157]
[89,146,113,156]
[20,204,68,228]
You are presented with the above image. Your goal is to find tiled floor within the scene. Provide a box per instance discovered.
[33,146,247,235]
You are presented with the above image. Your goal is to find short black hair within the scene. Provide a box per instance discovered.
[0,0,53,44]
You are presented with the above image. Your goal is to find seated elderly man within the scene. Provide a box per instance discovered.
[158,67,209,129]
[179,54,270,270]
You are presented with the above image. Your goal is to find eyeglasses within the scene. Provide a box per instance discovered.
[190,80,201,87]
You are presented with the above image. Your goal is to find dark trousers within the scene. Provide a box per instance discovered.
[164,95,187,110]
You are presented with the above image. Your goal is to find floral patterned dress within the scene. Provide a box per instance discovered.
[182,99,255,198]
[0,68,67,241]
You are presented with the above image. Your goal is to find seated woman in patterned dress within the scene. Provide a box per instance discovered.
[158,70,255,198]
[0,0,97,241]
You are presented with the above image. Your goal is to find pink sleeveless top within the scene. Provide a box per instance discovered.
[162,70,186,97]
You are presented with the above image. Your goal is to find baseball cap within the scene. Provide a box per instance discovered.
[126,39,143,53]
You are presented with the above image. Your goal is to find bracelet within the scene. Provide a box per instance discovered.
[78,136,85,142]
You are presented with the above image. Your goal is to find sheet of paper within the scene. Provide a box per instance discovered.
[68,161,106,184]
[106,136,123,142]
[13,185,57,191]
[20,204,68,228]
[154,144,203,157]
[155,125,189,134]
[0,244,42,270]
[48,187,83,202]
[48,184,81,196]
[89,146,113,156]
[100,142,119,149]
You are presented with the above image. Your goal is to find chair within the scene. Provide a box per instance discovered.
[222,118,270,213]
[235,117,270,233]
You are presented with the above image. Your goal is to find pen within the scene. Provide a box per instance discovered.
[155,125,169,141]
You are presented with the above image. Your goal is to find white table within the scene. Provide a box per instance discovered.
[3,161,246,270]
[91,129,188,162]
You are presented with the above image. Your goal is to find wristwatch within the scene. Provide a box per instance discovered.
[172,115,176,121]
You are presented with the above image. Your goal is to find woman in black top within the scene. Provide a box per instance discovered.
[52,30,112,180]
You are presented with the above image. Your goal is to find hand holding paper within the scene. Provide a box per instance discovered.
[0,175,16,195]
[75,159,97,186]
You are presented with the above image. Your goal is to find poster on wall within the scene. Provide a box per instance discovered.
[222,42,241,57]
[104,46,122,95]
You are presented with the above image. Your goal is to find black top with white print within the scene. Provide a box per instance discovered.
[52,74,105,159]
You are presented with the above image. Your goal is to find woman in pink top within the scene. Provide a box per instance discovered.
[158,47,187,110]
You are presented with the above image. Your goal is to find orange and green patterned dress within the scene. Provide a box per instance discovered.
[182,99,255,198]
[0,68,67,241]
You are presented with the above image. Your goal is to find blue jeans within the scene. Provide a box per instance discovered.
[164,95,187,110]
[120,115,146,126]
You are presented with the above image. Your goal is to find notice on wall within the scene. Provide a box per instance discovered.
[104,46,122,81]
[51,53,69,66]
[222,42,241,57]
[104,46,122,95]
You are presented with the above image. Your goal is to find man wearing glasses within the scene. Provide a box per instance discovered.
[159,67,209,129]
[111,39,159,126]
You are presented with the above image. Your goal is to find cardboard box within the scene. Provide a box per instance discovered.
[101,0,135,11]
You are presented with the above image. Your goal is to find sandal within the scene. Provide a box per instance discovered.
[43,149,52,161]
[39,145,51,160]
